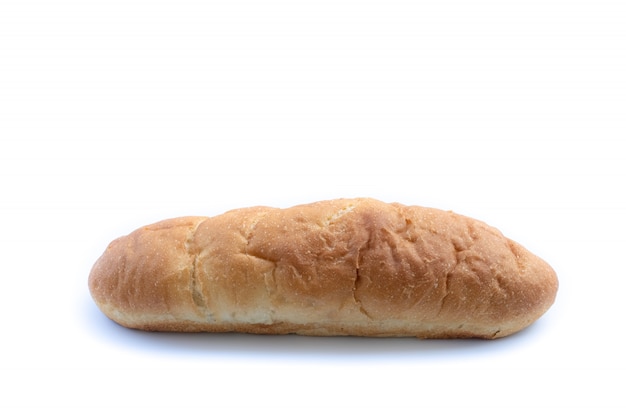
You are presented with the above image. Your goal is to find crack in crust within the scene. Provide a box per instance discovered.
[324,203,356,226]
[506,239,523,275]
[353,231,373,319]
[436,218,479,316]
[438,271,452,317]
[241,210,277,319]
[186,218,209,314]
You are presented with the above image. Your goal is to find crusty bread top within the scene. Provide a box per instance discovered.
[89,198,558,338]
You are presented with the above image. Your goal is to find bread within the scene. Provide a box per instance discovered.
[88,198,558,339]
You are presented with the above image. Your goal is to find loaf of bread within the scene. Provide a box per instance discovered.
[89,198,558,339]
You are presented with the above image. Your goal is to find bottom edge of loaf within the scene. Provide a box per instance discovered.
[131,323,511,339]
[101,308,524,339]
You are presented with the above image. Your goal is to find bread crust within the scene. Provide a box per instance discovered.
[88,198,558,338]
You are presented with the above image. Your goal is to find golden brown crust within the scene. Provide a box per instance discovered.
[88,198,558,339]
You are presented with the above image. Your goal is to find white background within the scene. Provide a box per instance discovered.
[1,0,625,414]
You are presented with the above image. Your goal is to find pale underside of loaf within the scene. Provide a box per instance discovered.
[89,198,558,339]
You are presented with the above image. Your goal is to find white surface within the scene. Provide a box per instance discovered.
[1,0,625,414]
